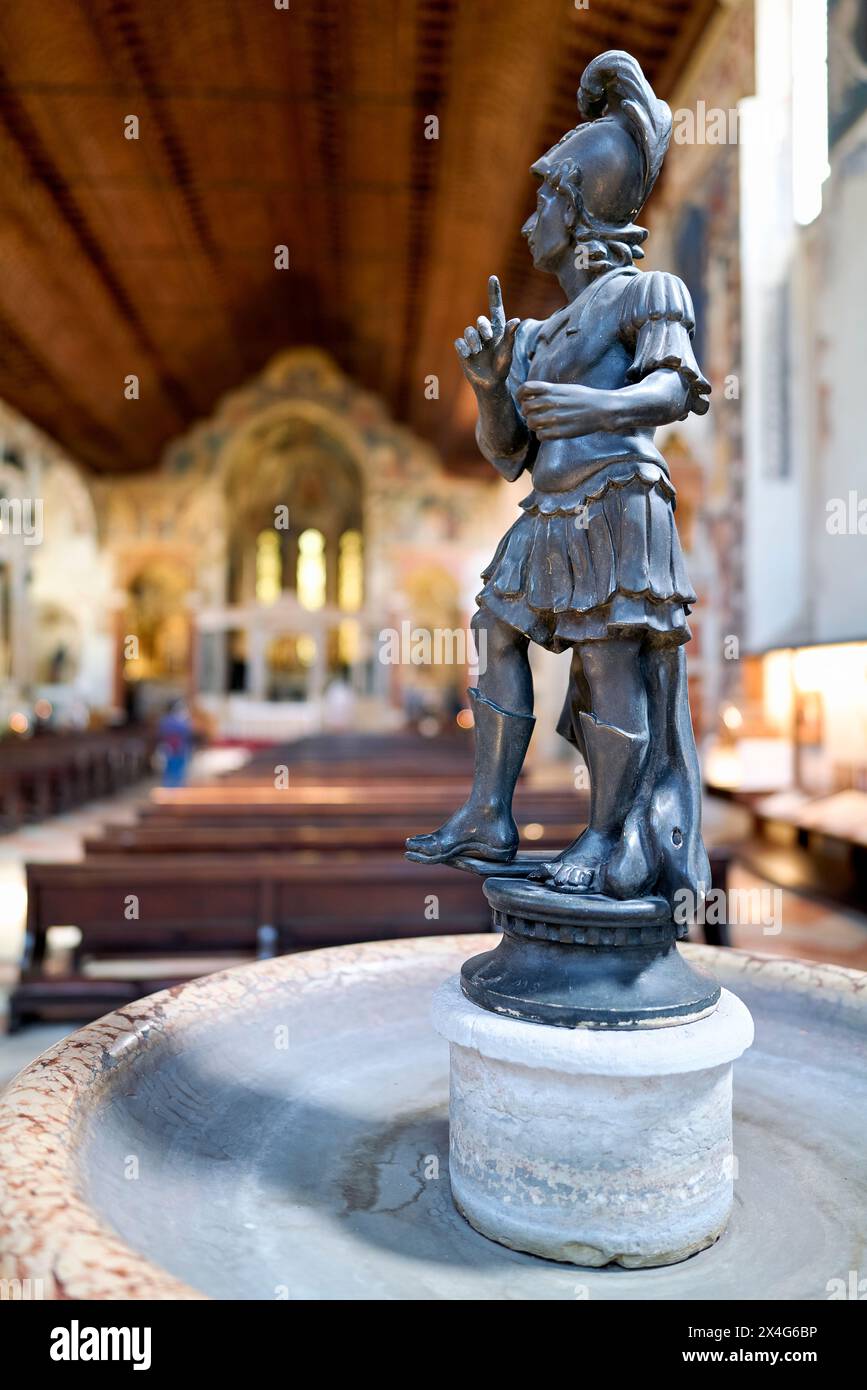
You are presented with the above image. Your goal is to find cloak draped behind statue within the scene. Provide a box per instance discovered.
[557,640,709,908]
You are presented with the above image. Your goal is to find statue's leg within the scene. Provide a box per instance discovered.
[545,636,650,892]
[472,607,533,715]
[405,610,535,863]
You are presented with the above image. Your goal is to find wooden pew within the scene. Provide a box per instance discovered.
[220,758,475,784]
[8,854,492,1027]
[222,732,474,782]
[11,837,733,1028]
[86,775,735,862]
[145,786,465,815]
[87,818,582,856]
[22,855,489,957]
[0,730,152,828]
[80,824,732,926]
[8,713,734,1027]
[139,785,585,832]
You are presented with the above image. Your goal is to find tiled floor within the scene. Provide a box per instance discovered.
[1,783,865,1091]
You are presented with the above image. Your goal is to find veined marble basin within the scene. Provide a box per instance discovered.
[0,936,864,1300]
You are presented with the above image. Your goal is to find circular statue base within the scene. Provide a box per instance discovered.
[461,877,720,1028]
[433,976,753,1268]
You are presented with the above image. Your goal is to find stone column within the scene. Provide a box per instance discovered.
[246,623,267,699]
[433,976,754,1269]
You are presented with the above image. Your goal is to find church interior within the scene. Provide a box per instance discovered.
[0,0,865,1309]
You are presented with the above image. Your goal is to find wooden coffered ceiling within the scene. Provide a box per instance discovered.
[0,0,718,475]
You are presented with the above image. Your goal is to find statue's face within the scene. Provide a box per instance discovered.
[522,178,573,272]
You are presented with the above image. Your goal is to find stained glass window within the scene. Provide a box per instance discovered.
[297,528,326,610]
[255,529,282,604]
[338,529,363,612]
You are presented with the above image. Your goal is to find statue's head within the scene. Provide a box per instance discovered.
[522,51,672,274]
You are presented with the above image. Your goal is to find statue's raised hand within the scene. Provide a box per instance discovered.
[455,276,521,392]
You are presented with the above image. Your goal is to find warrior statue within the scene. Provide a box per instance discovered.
[407,50,711,913]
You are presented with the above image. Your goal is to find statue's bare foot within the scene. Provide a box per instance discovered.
[540,828,618,893]
[405,802,518,864]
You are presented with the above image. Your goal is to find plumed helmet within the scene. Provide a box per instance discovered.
[531,51,672,263]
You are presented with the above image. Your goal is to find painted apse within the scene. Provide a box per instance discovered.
[2,351,517,740]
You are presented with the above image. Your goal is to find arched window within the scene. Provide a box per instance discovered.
[225,421,362,615]
[338,529,363,612]
[337,618,360,665]
[297,528,326,610]
[255,529,282,604]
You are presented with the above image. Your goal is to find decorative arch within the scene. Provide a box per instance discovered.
[97,347,501,722]
[220,402,365,611]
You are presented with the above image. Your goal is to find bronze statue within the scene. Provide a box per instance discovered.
[408,49,710,914]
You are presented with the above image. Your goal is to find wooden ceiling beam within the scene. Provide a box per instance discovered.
[0,0,720,475]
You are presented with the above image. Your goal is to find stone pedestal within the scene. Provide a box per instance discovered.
[432,975,755,1268]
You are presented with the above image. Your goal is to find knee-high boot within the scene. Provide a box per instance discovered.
[545,711,648,892]
[405,687,535,863]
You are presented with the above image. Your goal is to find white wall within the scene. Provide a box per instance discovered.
[811,107,867,640]
[740,0,811,651]
[742,0,866,650]
[30,457,115,708]
[0,405,116,717]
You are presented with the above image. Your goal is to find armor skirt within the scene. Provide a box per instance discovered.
[477,464,696,650]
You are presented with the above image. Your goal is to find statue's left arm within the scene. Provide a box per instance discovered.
[517,271,710,439]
